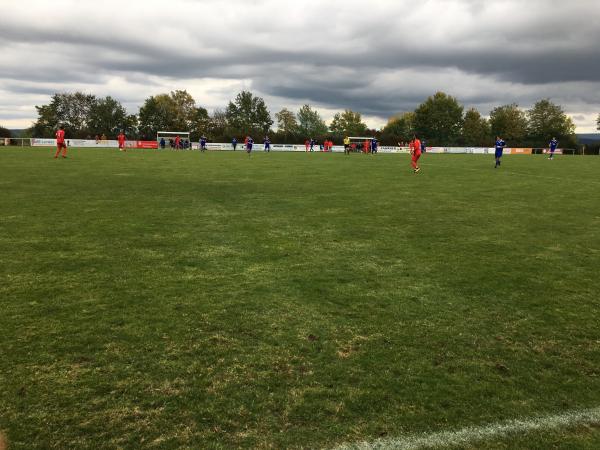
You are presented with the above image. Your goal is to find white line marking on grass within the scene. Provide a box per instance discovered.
[332,407,600,450]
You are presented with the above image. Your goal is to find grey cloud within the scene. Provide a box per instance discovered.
[1,0,599,129]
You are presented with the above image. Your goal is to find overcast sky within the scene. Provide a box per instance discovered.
[1,0,599,131]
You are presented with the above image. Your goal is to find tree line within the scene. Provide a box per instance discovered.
[5,90,593,148]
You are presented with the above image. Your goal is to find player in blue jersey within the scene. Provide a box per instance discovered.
[494,137,506,168]
[232,137,237,151]
[370,137,378,155]
[548,137,558,160]
[200,136,207,152]
[264,136,271,152]
[246,136,253,155]
[421,139,427,153]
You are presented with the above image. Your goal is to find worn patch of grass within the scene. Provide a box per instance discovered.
[1,148,599,449]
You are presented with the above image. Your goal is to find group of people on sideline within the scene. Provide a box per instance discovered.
[304,139,335,152]
[52,126,561,173]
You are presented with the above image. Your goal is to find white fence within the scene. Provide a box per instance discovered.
[1,138,576,155]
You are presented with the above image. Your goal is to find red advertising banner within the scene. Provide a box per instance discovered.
[510,148,532,155]
[135,141,158,149]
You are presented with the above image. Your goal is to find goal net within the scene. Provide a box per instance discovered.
[348,136,376,153]
[156,131,191,150]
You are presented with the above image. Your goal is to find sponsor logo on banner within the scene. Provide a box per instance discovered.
[31,138,57,146]
[66,139,119,148]
[542,148,563,154]
[136,141,158,149]
[378,146,410,153]
[510,148,532,155]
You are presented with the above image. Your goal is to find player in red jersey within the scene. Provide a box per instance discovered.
[174,135,181,150]
[54,125,67,158]
[117,131,126,152]
[409,135,422,173]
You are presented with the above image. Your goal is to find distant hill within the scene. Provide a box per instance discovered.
[577,133,600,144]
[9,129,26,138]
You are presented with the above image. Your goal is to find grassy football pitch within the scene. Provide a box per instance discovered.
[1,148,599,449]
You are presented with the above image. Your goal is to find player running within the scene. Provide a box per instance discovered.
[200,136,207,152]
[548,137,558,160]
[409,135,422,173]
[117,130,126,152]
[246,136,253,155]
[343,136,350,155]
[54,125,67,159]
[494,136,506,168]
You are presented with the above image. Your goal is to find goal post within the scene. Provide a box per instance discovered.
[348,136,376,153]
[156,131,191,149]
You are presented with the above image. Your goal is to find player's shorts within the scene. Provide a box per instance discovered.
[495,149,503,158]
[247,144,253,151]
[550,148,556,153]
[119,143,125,149]
[57,142,67,149]
[412,151,421,161]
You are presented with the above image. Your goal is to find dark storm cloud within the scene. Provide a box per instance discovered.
[1,0,599,129]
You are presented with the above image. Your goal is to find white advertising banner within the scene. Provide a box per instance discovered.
[31,138,57,146]
[31,138,119,148]
[27,139,539,155]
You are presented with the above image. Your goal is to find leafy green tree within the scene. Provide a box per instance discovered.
[461,108,491,146]
[597,113,600,131]
[31,92,97,138]
[170,90,202,132]
[274,108,300,143]
[413,92,464,145]
[88,96,133,137]
[190,106,211,141]
[225,91,273,137]
[207,109,228,142]
[489,104,528,145]
[138,94,175,139]
[296,104,328,138]
[380,112,415,145]
[329,109,368,136]
[527,99,576,147]
[138,90,205,139]
[0,126,11,138]
[275,108,299,136]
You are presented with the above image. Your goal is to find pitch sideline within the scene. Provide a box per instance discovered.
[332,407,600,450]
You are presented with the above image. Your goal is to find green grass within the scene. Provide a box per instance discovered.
[1,148,599,449]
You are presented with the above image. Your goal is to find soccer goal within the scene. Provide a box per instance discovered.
[348,136,376,153]
[156,131,191,150]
